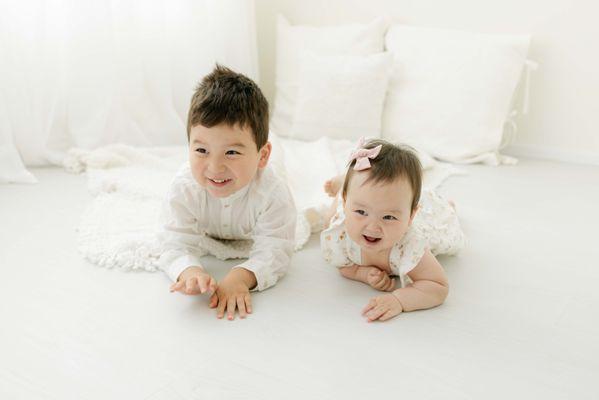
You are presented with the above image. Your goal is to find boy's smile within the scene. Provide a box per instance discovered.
[188,123,271,198]
[207,177,232,187]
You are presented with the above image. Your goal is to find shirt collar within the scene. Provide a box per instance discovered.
[218,183,250,204]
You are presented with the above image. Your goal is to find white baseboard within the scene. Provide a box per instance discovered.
[503,144,599,167]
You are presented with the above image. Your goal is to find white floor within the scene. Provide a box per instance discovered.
[1,158,598,399]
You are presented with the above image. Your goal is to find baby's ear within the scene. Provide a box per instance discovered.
[258,142,272,169]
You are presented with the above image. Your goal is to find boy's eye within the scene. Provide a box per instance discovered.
[383,215,398,221]
[195,148,207,154]
[354,210,366,216]
[226,150,241,155]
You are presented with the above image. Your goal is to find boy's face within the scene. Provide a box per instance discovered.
[188,123,271,198]
[343,171,417,254]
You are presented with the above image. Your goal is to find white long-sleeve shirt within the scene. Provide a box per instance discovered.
[157,164,297,291]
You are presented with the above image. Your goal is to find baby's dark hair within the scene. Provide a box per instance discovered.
[187,64,269,149]
[342,139,423,212]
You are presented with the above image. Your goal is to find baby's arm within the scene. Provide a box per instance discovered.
[362,249,448,321]
[339,265,396,292]
[395,249,449,310]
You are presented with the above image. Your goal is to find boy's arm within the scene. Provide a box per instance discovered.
[233,183,296,291]
[158,181,206,282]
[392,249,449,311]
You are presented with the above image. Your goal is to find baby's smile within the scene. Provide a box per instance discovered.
[363,234,382,244]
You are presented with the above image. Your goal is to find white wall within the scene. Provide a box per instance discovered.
[255,0,599,164]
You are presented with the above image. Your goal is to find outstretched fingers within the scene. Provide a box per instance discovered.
[378,310,396,321]
[362,298,378,315]
[365,305,387,322]
[245,294,252,314]
[226,297,237,320]
[209,292,218,308]
[236,296,247,319]
[217,295,227,319]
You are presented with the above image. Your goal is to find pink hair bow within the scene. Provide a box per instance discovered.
[348,137,382,171]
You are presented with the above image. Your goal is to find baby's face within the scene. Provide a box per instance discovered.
[188,123,270,198]
[343,171,416,253]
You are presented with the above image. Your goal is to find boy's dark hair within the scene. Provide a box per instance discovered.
[187,64,269,149]
[342,139,423,213]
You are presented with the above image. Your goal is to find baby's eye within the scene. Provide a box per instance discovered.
[225,150,241,155]
[195,148,207,154]
[354,209,366,216]
[383,215,398,221]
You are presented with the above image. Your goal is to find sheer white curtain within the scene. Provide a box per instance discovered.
[0,0,258,178]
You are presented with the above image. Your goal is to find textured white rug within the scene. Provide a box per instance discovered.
[65,134,461,272]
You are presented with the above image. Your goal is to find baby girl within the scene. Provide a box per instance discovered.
[321,138,463,322]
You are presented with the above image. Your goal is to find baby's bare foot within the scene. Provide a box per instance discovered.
[324,175,344,197]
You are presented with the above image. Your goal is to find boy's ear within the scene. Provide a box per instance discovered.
[408,205,419,226]
[258,142,272,169]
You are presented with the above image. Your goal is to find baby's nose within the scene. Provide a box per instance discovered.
[366,220,382,232]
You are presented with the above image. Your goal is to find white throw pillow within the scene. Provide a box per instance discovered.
[383,24,531,164]
[290,52,393,141]
[272,15,387,138]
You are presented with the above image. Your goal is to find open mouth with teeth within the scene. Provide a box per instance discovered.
[363,235,381,244]
[208,177,232,187]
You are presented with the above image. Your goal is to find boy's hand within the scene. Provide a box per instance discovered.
[209,268,256,320]
[365,268,396,292]
[362,293,403,322]
[170,266,216,295]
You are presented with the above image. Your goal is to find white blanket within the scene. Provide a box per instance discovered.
[65,134,461,272]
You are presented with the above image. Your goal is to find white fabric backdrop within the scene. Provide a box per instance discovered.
[0,0,259,170]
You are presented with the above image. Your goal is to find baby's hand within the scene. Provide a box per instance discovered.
[209,269,253,320]
[362,293,403,322]
[170,266,217,295]
[365,267,396,292]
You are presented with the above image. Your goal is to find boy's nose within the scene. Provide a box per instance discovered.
[208,157,226,173]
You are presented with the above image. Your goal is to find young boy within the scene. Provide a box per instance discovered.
[158,65,296,320]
